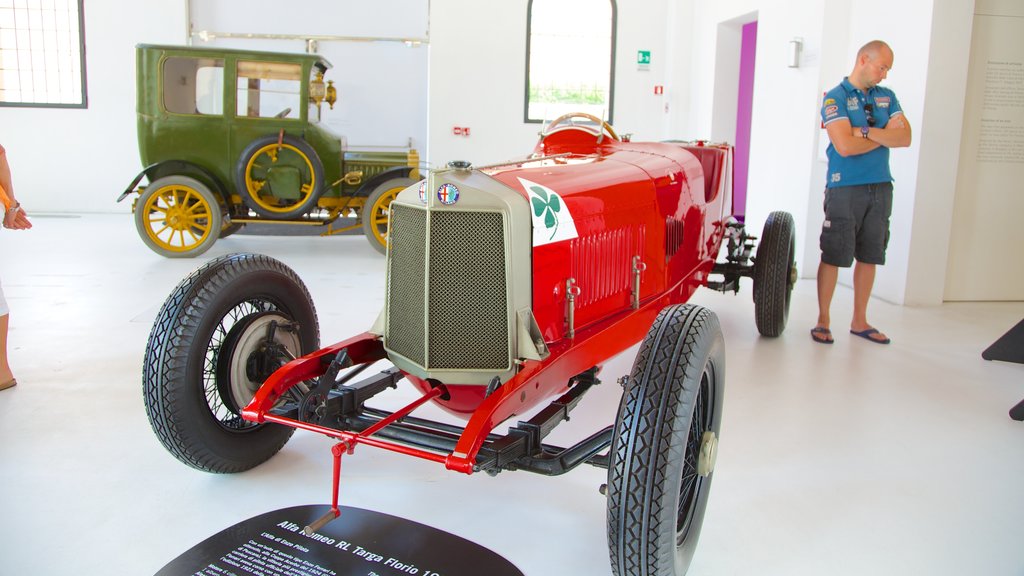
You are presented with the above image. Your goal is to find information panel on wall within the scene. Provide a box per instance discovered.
[946,1,1024,301]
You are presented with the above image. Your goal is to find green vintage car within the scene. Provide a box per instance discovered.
[118,44,419,257]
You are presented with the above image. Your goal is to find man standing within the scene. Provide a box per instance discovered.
[812,40,912,345]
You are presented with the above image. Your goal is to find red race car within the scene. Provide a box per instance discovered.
[143,113,796,576]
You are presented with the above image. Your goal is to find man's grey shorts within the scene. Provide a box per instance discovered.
[819,182,893,267]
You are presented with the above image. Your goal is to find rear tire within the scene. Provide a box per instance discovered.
[135,175,221,258]
[607,304,725,576]
[752,211,796,337]
[142,253,319,473]
[219,222,245,238]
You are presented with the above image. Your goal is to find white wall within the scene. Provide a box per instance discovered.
[903,0,975,304]
[803,0,851,278]
[0,0,998,305]
[426,0,672,169]
[664,0,695,139]
[613,0,672,143]
[945,0,1024,301]
[189,0,429,150]
[426,0,536,168]
[0,0,186,213]
[679,0,827,292]
[189,0,428,40]
[708,13,748,145]
[677,0,977,305]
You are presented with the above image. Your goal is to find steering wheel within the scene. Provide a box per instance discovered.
[542,112,619,142]
[274,107,292,119]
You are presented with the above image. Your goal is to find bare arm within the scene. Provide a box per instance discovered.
[0,144,31,230]
[0,144,13,205]
[825,119,880,157]
[867,112,912,148]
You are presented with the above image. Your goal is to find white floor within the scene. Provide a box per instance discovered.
[1,214,1022,576]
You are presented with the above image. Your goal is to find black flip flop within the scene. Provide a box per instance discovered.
[850,328,891,345]
[811,327,833,344]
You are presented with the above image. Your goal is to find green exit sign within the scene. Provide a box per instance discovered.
[637,50,651,71]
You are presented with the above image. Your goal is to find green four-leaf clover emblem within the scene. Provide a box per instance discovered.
[530,185,561,240]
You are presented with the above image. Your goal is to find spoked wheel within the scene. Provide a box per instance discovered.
[135,175,222,258]
[235,134,325,219]
[143,253,319,473]
[215,310,303,414]
[362,177,415,254]
[607,304,725,576]
[752,210,797,337]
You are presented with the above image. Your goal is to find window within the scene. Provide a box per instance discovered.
[525,0,616,124]
[0,0,86,107]
[236,61,302,120]
[162,57,224,116]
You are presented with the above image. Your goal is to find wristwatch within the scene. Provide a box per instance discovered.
[861,125,870,139]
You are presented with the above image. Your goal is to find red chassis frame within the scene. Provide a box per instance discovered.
[241,270,707,531]
[242,267,708,472]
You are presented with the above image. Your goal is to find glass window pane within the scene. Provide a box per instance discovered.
[163,56,224,116]
[236,60,301,119]
[0,0,85,107]
[196,63,224,115]
[526,0,615,123]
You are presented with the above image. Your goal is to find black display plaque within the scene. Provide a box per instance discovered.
[157,505,524,576]
[982,318,1024,365]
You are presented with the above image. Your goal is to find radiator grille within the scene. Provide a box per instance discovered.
[387,205,427,365]
[427,211,508,369]
[387,205,509,371]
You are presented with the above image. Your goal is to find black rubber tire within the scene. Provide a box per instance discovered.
[135,175,222,258]
[234,134,325,220]
[219,222,245,238]
[362,177,415,255]
[752,210,796,337]
[607,304,725,576]
[143,253,320,473]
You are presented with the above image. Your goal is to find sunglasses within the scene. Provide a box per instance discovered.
[864,103,876,127]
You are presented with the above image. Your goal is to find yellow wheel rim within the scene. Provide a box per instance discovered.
[369,185,403,248]
[142,183,215,253]
[243,143,318,213]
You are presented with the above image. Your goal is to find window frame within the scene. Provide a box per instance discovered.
[0,0,88,109]
[160,56,226,117]
[234,59,304,121]
[523,0,617,125]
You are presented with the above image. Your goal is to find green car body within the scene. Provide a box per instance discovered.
[121,43,419,257]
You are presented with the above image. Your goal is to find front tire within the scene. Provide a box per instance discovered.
[752,211,796,337]
[607,304,725,576]
[362,177,415,254]
[143,253,320,473]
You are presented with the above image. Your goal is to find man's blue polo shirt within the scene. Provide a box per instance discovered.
[821,77,903,188]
